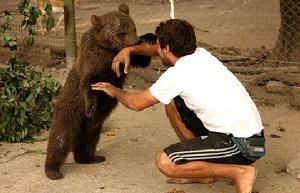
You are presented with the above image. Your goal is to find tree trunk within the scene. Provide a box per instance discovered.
[273,0,300,64]
[64,0,77,69]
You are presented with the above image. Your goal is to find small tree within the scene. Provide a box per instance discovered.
[0,0,61,142]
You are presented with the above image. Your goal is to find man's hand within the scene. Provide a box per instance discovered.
[112,47,131,78]
[112,43,159,77]
[91,82,119,98]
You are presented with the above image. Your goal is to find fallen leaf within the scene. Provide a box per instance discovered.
[106,132,116,137]
[130,138,138,142]
[270,134,281,138]
[275,168,287,174]
[262,123,270,127]
[168,188,186,193]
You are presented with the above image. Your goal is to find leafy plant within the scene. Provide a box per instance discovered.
[0,61,61,142]
[0,0,61,142]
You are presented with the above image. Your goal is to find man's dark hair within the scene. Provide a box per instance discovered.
[155,19,197,57]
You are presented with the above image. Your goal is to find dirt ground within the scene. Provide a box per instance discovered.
[1,0,300,193]
[0,101,300,193]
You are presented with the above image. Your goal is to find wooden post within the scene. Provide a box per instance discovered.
[63,0,77,68]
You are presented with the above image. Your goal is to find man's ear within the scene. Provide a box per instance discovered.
[91,15,103,27]
[163,45,170,54]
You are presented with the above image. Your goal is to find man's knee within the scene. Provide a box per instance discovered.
[155,151,177,177]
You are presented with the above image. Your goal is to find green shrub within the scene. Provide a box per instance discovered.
[0,61,61,142]
[0,0,59,142]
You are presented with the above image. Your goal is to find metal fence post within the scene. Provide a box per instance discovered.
[169,0,175,19]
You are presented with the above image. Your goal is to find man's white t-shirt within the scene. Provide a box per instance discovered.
[150,48,263,138]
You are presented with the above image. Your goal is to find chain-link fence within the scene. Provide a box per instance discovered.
[1,0,300,107]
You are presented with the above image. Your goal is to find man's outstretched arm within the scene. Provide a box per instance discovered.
[91,82,159,111]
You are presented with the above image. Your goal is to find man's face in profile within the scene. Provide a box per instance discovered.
[157,40,172,66]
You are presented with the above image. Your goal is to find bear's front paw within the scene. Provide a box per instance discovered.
[85,102,97,117]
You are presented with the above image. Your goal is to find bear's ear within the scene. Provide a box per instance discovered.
[91,15,103,27]
[118,4,129,15]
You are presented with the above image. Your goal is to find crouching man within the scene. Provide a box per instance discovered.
[92,19,265,193]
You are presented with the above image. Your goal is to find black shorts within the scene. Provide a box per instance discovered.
[163,96,263,165]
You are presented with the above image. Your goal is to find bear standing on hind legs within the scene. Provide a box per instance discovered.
[44,4,156,180]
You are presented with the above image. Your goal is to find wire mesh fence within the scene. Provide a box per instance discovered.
[1,0,300,107]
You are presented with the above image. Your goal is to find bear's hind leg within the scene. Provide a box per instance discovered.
[45,133,70,180]
[74,128,105,164]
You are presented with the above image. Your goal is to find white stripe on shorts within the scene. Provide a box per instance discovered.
[169,144,240,163]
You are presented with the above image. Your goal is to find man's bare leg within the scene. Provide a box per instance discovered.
[165,102,215,184]
[156,152,256,193]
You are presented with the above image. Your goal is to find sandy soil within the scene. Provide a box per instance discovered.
[1,0,300,193]
[75,0,281,49]
[0,103,300,193]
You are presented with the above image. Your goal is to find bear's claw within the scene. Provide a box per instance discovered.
[86,103,97,117]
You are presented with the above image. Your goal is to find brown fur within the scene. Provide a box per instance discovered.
[44,4,151,180]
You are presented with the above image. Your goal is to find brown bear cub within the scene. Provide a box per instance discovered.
[45,4,156,180]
